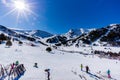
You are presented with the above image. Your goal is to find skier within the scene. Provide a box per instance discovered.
[20,64,26,72]
[34,63,38,68]
[1,65,4,77]
[15,61,19,66]
[16,65,21,77]
[4,65,9,76]
[107,69,111,78]
[9,63,15,76]
[80,64,83,71]
[45,69,50,80]
[13,66,17,77]
[18,64,26,74]
[85,66,89,73]
[47,70,50,80]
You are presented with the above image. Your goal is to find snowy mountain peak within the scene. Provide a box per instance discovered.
[65,28,92,39]
[0,25,53,39]
[0,25,9,31]
[109,23,119,26]
[0,25,16,36]
[108,24,120,30]
[28,30,53,38]
[0,25,6,29]
[68,28,85,34]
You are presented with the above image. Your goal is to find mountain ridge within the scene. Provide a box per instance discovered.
[46,24,120,47]
[0,24,120,47]
[0,25,53,38]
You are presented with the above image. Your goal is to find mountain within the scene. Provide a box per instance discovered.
[69,24,120,47]
[0,25,16,36]
[46,24,120,47]
[0,25,120,80]
[0,34,120,80]
[100,24,120,42]
[26,30,53,38]
[0,25,53,46]
[64,28,92,39]
[13,29,53,38]
[46,35,67,44]
[46,28,92,44]
[0,25,53,38]
[0,24,120,47]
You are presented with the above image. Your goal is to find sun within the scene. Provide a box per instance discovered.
[14,1,27,11]
[3,0,37,25]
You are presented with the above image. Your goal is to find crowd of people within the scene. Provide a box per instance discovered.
[0,61,26,80]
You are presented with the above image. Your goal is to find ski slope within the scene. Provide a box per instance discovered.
[60,45,120,53]
[0,41,120,80]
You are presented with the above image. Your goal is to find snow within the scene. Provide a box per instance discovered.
[64,28,92,39]
[0,41,120,80]
[0,24,120,80]
[0,25,53,39]
[109,24,118,27]
[60,45,120,53]
[27,30,53,38]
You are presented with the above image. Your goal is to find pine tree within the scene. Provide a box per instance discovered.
[19,41,23,46]
[46,47,52,52]
[6,40,12,47]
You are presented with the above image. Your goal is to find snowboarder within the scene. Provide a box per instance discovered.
[80,64,83,71]
[85,66,89,73]
[107,69,111,78]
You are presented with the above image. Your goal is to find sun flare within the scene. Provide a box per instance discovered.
[14,1,26,11]
[3,0,37,25]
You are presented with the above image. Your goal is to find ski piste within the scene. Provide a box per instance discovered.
[87,72,103,80]
[71,70,112,80]
[96,72,117,80]
[71,70,87,80]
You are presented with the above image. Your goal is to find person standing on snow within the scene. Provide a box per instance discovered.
[15,61,19,66]
[45,69,50,80]
[80,64,83,71]
[85,66,89,73]
[107,69,111,78]
[34,63,38,68]
[1,65,4,77]
[9,63,15,76]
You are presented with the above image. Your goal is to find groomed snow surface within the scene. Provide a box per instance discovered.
[0,42,120,80]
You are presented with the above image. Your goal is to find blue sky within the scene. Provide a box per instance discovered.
[0,0,120,34]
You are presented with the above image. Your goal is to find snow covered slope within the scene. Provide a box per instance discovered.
[0,24,120,80]
[45,28,92,44]
[14,29,53,38]
[0,25,53,39]
[0,25,53,46]
[48,24,120,47]
[0,41,120,80]
[64,28,91,39]
[0,25,16,36]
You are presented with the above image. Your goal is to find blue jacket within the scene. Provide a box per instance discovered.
[107,70,110,74]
